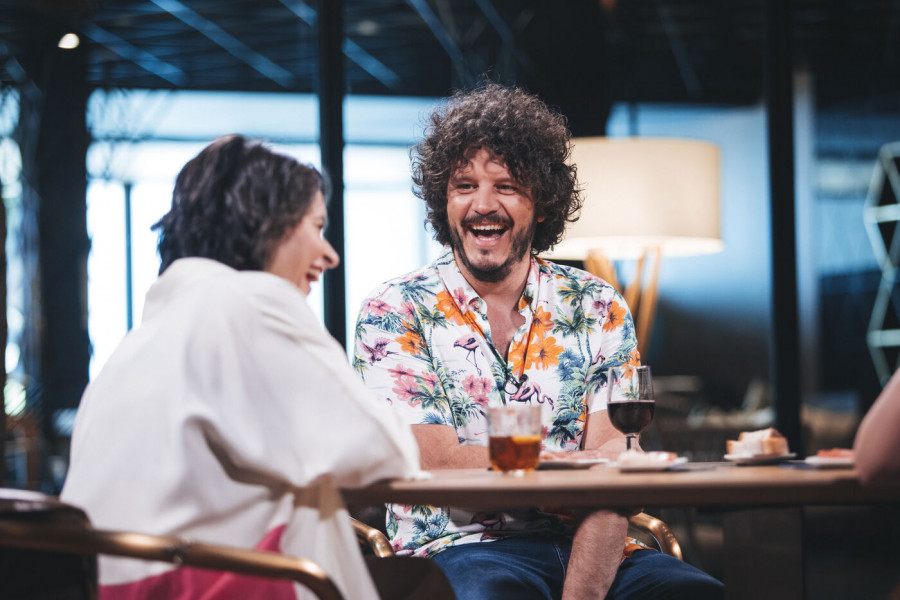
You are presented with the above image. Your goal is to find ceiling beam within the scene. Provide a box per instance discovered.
[472,0,536,82]
[405,0,473,85]
[655,0,701,96]
[83,23,188,86]
[148,0,297,89]
[278,0,400,90]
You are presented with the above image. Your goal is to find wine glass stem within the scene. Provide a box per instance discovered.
[626,434,634,450]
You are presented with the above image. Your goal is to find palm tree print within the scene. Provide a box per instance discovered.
[353,249,640,558]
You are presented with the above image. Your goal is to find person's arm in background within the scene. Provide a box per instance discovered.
[854,368,900,485]
[353,287,489,471]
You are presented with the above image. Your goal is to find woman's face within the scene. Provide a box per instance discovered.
[266,191,339,295]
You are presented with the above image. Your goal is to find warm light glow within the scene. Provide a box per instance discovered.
[58,33,80,50]
[546,137,722,260]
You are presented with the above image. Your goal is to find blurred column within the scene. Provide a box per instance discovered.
[13,13,90,489]
[765,0,803,453]
[317,0,346,347]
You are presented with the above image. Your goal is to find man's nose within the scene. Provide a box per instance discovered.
[472,186,500,214]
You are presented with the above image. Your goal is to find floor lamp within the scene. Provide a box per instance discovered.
[545,137,723,358]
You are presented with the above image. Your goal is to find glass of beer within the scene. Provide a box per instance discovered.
[487,404,542,475]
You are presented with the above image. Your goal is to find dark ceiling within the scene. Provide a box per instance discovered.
[1,0,899,130]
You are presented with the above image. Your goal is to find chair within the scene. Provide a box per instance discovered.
[0,488,345,600]
[352,503,682,561]
[628,512,683,560]
[351,515,394,558]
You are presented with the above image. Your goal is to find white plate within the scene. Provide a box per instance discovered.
[804,456,854,469]
[608,457,688,472]
[724,452,796,465]
[538,458,609,470]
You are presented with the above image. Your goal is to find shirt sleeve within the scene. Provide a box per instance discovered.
[353,285,455,428]
[583,283,641,414]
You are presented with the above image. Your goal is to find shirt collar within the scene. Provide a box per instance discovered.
[435,246,541,317]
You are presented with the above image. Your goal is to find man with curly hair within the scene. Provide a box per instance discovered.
[354,83,723,599]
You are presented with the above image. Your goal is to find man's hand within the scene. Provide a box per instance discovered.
[540,449,609,462]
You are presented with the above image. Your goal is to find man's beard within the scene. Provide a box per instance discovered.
[449,219,536,283]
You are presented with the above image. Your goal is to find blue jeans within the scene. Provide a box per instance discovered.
[431,536,724,600]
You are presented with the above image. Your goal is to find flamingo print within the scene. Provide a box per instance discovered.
[361,337,395,364]
[508,380,554,408]
[454,335,482,375]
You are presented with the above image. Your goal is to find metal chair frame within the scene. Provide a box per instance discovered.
[628,512,683,560]
[0,487,349,600]
[0,520,345,600]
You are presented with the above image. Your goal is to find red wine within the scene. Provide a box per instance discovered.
[608,401,655,434]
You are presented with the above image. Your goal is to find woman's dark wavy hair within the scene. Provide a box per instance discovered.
[153,135,325,274]
[412,82,582,255]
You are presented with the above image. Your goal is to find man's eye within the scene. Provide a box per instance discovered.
[497,185,518,193]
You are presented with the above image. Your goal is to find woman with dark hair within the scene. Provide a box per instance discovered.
[62,135,422,600]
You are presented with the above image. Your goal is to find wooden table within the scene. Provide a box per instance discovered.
[345,462,898,508]
[344,463,900,600]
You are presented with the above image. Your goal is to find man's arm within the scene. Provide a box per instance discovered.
[412,424,489,470]
[562,510,628,600]
[582,409,628,455]
[561,410,631,600]
[562,282,640,599]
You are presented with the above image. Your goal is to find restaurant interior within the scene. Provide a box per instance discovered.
[1,0,899,597]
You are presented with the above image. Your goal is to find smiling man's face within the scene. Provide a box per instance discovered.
[446,147,541,284]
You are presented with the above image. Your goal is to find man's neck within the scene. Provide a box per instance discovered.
[456,253,532,312]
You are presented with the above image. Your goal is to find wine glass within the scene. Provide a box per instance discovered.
[607,366,655,451]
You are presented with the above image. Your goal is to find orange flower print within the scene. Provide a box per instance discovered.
[530,306,553,341]
[602,301,626,332]
[396,328,423,356]
[508,337,529,374]
[435,290,467,326]
[527,336,563,370]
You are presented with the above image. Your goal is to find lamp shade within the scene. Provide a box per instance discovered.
[546,137,723,260]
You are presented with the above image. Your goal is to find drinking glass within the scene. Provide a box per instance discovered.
[487,404,542,475]
[607,365,655,451]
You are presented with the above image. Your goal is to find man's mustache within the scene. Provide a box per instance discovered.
[462,216,512,228]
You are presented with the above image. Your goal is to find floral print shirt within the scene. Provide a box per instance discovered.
[353,247,641,558]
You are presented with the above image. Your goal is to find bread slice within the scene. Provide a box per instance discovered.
[726,427,789,456]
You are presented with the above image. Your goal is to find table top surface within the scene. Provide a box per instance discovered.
[343,462,900,509]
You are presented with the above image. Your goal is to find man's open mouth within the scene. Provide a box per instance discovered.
[468,223,509,238]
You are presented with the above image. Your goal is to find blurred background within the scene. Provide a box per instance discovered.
[1,0,899,595]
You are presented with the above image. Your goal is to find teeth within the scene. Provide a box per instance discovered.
[471,225,505,233]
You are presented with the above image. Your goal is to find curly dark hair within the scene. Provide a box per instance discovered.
[412,82,581,254]
[153,135,325,274]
